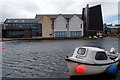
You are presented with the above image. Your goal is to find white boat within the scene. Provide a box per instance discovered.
[93,36,98,39]
[88,36,92,39]
[65,46,120,76]
[99,35,103,38]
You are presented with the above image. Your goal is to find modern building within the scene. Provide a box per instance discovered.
[82,4,103,36]
[3,19,42,38]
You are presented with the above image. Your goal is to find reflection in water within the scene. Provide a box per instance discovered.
[2,38,120,80]
[70,73,118,80]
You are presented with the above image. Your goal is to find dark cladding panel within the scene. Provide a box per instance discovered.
[88,5,103,31]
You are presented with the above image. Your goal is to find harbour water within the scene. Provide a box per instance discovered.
[2,38,120,80]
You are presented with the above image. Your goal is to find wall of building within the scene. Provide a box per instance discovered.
[0,23,3,38]
[24,29,32,38]
[54,15,68,37]
[69,15,83,37]
[38,16,53,37]
[82,4,103,36]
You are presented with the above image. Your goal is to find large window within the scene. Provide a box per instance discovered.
[77,48,86,55]
[55,31,67,37]
[5,23,42,37]
[95,52,108,60]
[8,31,24,36]
[70,31,82,37]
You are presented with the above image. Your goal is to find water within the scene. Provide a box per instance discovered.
[2,38,120,80]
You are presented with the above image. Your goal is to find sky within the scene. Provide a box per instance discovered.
[0,0,120,24]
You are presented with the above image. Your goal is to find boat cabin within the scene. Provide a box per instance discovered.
[70,47,118,63]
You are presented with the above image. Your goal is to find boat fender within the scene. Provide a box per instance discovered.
[106,65,117,74]
[75,65,86,74]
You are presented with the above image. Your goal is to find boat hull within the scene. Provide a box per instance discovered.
[66,60,119,76]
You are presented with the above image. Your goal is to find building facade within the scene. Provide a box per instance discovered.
[54,14,68,37]
[69,15,83,37]
[82,4,103,36]
[38,16,54,37]
[3,19,42,38]
[35,14,83,38]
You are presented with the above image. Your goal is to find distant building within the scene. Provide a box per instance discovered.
[115,24,120,26]
[82,4,103,36]
[104,26,120,37]
[104,23,113,26]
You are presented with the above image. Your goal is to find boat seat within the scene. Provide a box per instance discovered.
[109,56,117,60]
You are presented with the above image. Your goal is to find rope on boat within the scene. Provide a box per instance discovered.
[64,69,69,75]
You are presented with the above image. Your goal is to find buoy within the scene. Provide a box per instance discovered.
[2,47,5,50]
[75,65,86,74]
[106,65,117,73]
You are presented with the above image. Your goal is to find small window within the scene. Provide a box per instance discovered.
[22,20,24,22]
[81,24,82,28]
[77,48,86,55]
[8,20,10,22]
[95,52,108,60]
[15,20,17,22]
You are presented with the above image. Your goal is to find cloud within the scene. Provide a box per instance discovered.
[1,0,119,25]
[1,0,41,22]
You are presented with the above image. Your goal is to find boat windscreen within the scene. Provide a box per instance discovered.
[95,52,108,60]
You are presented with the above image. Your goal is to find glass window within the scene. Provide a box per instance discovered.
[5,24,8,26]
[77,48,86,55]
[12,24,16,26]
[55,31,67,37]
[15,24,19,26]
[8,24,11,26]
[81,24,82,28]
[70,31,82,37]
[95,52,108,60]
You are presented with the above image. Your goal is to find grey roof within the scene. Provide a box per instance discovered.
[4,18,37,23]
[35,14,82,20]
[4,14,82,23]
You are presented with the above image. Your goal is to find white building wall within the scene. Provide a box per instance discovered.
[54,15,67,31]
[69,15,84,36]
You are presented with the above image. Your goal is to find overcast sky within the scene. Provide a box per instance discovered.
[0,0,120,24]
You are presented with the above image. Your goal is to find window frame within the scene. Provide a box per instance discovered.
[95,51,108,60]
[77,48,87,56]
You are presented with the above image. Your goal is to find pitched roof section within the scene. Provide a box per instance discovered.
[4,14,82,23]
[35,14,82,20]
[4,18,37,23]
